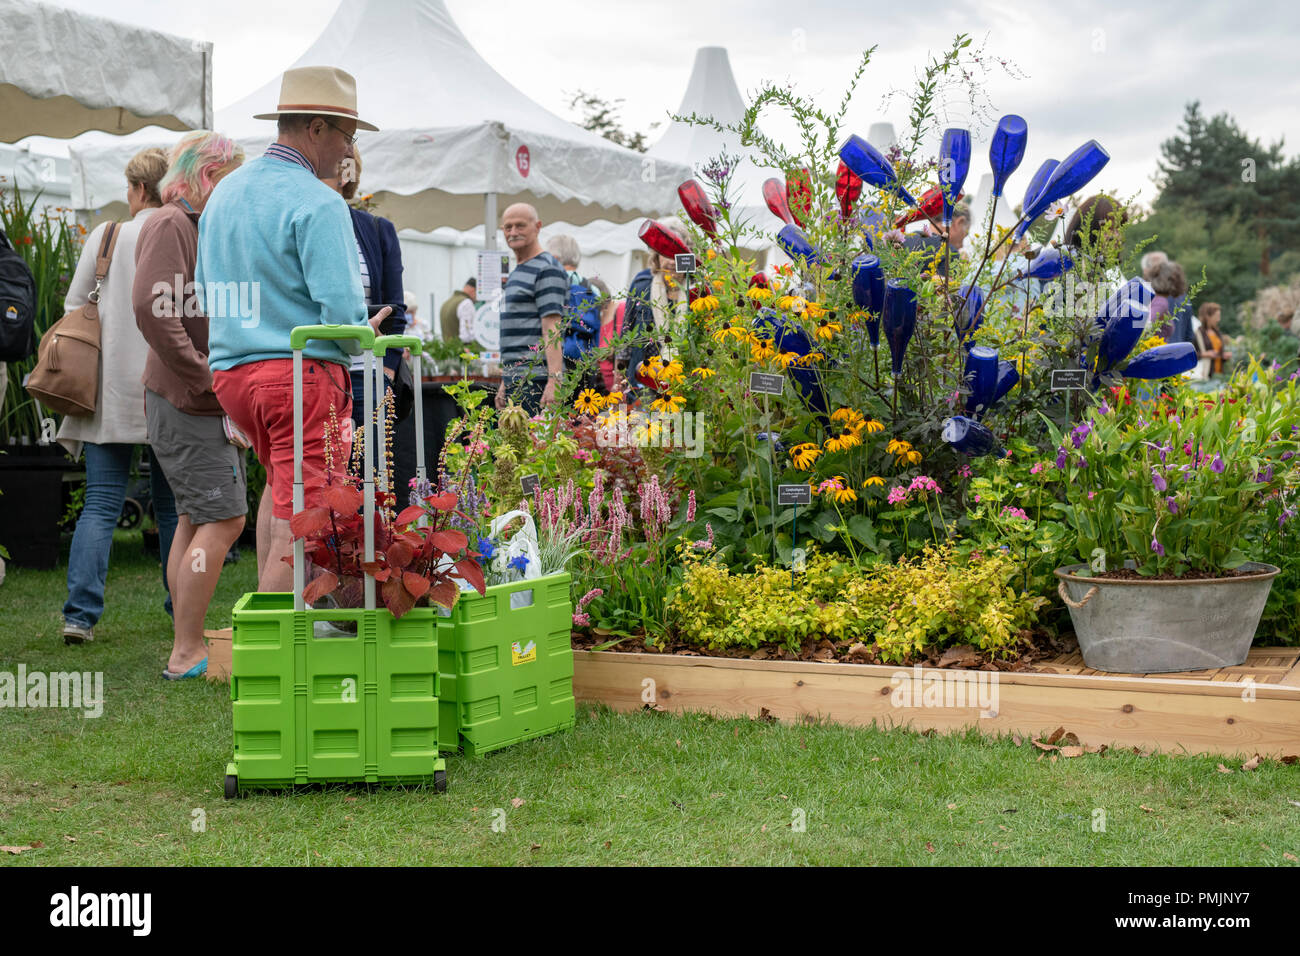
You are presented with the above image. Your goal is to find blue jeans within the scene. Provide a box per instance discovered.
[63,443,178,629]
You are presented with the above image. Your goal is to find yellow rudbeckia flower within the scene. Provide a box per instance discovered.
[774,351,800,370]
[692,367,716,379]
[789,443,821,471]
[886,438,910,455]
[690,294,721,313]
[813,316,843,342]
[863,476,885,487]
[863,419,884,434]
[795,351,825,366]
[832,486,858,504]
[746,286,774,302]
[574,389,603,415]
[750,338,776,363]
[905,449,923,465]
[824,429,862,453]
[651,394,686,414]
[605,390,624,406]
[830,408,865,427]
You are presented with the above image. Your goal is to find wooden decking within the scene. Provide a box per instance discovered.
[573,647,1300,759]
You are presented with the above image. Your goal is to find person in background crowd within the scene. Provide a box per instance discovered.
[134,132,246,680]
[440,277,476,344]
[1063,195,1127,253]
[494,203,567,415]
[1194,302,1232,377]
[623,219,689,393]
[903,202,969,277]
[1150,260,1197,348]
[402,291,427,340]
[199,66,388,594]
[58,147,179,647]
[591,276,622,392]
[319,142,406,435]
[1141,250,1168,282]
[547,233,603,395]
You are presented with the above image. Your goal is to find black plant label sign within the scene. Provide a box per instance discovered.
[519,474,540,496]
[1050,369,1088,390]
[750,372,785,396]
[777,484,812,506]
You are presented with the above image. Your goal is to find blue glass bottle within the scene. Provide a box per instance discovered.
[1023,247,1074,281]
[989,115,1028,198]
[1023,140,1110,224]
[964,346,999,416]
[1096,282,1154,370]
[882,279,917,376]
[942,416,1005,458]
[1122,342,1198,380]
[955,283,985,345]
[776,224,824,266]
[939,128,972,226]
[838,134,917,206]
[851,254,884,348]
[991,359,1020,409]
[1014,158,1059,238]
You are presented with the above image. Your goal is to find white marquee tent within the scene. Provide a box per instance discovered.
[1,0,212,143]
[68,0,686,235]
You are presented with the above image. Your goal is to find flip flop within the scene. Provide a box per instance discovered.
[162,657,208,681]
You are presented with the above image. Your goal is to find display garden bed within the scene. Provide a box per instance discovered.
[571,644,1300,759]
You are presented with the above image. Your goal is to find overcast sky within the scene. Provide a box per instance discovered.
[25,0,1300,206]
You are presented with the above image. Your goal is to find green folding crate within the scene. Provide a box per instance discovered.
[225,594,446,796]
[224,327,447,797]
[438,573,575,757]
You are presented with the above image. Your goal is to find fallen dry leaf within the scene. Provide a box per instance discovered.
[603,841,611,849]
[29,840,45,848]
[1032,740,1059,752]
[1281,755,1298,765]
[760,825,767,832]
[998,824,1010,832]
[63,835,76,843]
[1061,732,1081,747]
[510,798,525,808]
[1060,746,1085,758]
[870,756,880,762]
[1140,805,1155,813]
[530,843,541,851]
[1037,754,1044,762]
[1046,726,1066,745]
[1012,734,1023,747]
[1261,843,1271,850]
[1242,755,1262,772]
[1217,764,1234,774]
[675,739,682,748]
[1285,853,1298,862]
[938,645,980,668]
[1085,744,1108,755]
[758,707,776,723]
[947,803,958,810]
[920,728,937,738]
[733,727,739,738]
[1049,754,1058,764]
[0,846,30,855]
[344,797,357,803]
[1287,800,1300,808]
[925,842,936,852]
[846,643,873,663]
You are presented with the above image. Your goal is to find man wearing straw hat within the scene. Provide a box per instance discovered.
[198,66,391,594]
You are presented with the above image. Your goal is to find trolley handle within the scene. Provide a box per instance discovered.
[372,334,422,356]
[290,323,376,354]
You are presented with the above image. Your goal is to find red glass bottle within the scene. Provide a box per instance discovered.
[835,161,863,219]
[762,178,796,225]
[677,179,719,237]
[638,219,691,259]
[786,168,812,228]
[893,186,957,228]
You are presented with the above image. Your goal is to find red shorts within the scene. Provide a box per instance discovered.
[212,358,352,519]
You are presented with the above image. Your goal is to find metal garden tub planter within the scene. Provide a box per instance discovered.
[225,327,448,798]
[1054,562,1281,674]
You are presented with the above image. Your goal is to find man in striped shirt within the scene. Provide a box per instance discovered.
[495,203,568,415]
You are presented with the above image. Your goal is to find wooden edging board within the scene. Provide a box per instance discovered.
[572,650,1300,759]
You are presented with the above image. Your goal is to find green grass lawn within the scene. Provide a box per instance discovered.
[1,534,1298,866]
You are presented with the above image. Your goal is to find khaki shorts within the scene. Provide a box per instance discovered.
[146,390,247,524]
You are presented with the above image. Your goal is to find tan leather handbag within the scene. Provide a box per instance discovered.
[25,221,119,416]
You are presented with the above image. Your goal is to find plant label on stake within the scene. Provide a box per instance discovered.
[1050,369,1088,390]
[778,485,811,586]
[519,474,540,497]
[777,484,812,506]
[674,253,697,275]
[749,372,785,396]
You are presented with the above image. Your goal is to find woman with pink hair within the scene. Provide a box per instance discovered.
[133,131,245,679]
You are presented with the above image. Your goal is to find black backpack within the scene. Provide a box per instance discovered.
[0,227,38,363]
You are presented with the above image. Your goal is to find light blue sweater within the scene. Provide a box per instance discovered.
[197,152,366,371]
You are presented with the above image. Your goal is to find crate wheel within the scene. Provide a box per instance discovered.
[224,774,238,800]
[434,770,447,793]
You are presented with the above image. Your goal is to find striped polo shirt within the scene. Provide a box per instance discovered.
[499,250,568,382]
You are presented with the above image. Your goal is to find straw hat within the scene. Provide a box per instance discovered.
[253,66,379,131]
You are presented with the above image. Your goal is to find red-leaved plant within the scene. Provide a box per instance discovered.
[287,406,486,618]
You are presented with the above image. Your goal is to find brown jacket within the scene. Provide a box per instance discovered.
[132,200,223,415]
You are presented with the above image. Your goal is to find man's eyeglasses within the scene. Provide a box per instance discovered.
[323,118,357,146]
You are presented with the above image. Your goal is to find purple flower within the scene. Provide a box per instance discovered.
[1077,456,1088,469]
[1281,508,1296,529]
[1283,451,1295,461]
[1055,447,1068,469]
[1070,422,1092,449]
[508,554,530,573]
[1099,401,1111,415]
[1151,536,1165,557]
[1152,470,1167,492]
[1210,454,1225,474]
[1166,496,1178,514]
